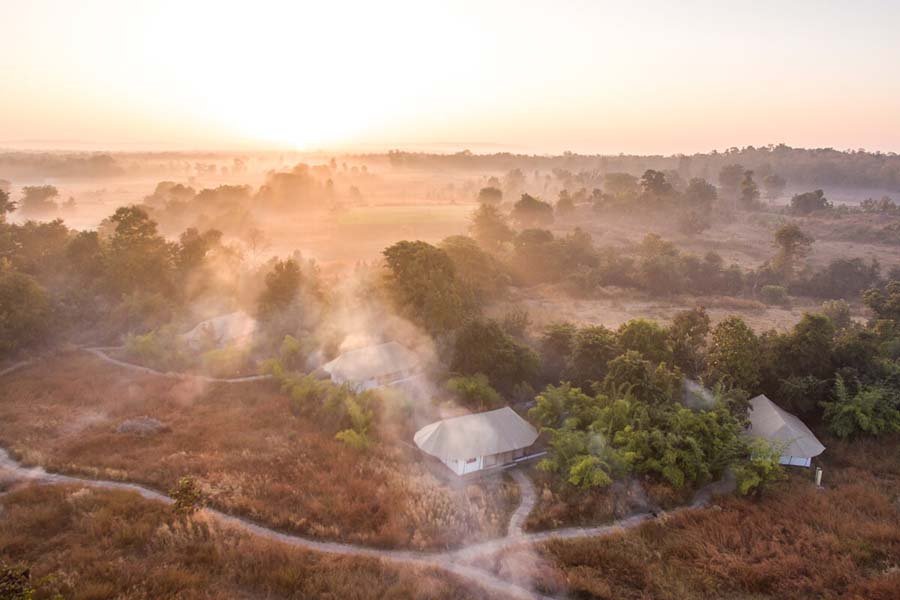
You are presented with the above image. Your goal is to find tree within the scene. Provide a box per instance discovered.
[682,178,717,211]
[555,189,576,217]
[762,173,787,200]
[640,169,673,196]
[772,223,813,283]
[450,319,539,393]
[539,322,577,382]
[19,185,59,216]
[738,170,761,210]
[0,189,15,223]
[564,325,620,388]
[718,164,744,193]
[707,316,760,391]
[790,189,831,214]
[258,258,302,318]
[470,204,514,252]
[603,172,639,197]
[445,374,502,410]
[602,351,682,405]
[530,383,603,429]
[439,235,506,301]
[383,241,467,333]
[0,267,50,357]
[668,307,711,377]
[477,186,503,205]
[822,377,900,438]
[617,319,673,365]
[106,206,176,296]
[863,280,900,322]
[511,193,554,228]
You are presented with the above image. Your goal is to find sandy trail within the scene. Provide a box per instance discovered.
[508,470,537,537]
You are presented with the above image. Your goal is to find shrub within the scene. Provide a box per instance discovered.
[124,325,191,372]
[822,377,900,438]
[732,438,785,496]
[170,476,206,517]
[445,374,502,410]
[760,284,789,306]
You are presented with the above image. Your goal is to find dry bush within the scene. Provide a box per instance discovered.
[0,353,514,549]
[525,470,652,531]
[0,484,488,600]
[503,435,900,599]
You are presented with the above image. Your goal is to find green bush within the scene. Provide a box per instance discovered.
[760,285,790,306]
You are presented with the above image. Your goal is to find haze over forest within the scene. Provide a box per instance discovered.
[2,2,900,600]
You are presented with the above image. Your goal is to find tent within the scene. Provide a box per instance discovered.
[414,407,539,475]
[322,341,419,391]
[748,394,825,467]
[182,311,257,350]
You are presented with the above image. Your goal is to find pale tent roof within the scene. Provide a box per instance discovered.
[414,407,539,461]
[322,341,419,382]
[183,311,257,347]
[748,395,825,458]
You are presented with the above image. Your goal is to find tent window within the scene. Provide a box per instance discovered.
[466,457,477,464]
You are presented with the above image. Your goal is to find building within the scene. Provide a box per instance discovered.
[413,407,539,476]
[321,341,420,391]
[182,311,257,350]
[748,394,825,467]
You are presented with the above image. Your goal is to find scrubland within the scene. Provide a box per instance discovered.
[0,484,487,600]
[0,352,517,550]
[481,436,900,599]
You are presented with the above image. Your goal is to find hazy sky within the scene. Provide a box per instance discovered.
[2,0,900,154]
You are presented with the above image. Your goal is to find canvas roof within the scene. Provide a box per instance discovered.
[748,394,825,458]
[414,407,539,461]
[322,341,419,382]
[183,311,256,347]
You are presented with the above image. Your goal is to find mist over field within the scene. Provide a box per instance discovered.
[3,1,900,599]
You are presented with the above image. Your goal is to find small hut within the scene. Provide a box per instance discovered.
[748,394,825,467]
[182,311,257,350]
[414,407,539,476]
[322,341,420,391]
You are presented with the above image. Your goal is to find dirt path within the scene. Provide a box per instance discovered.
[84,347,272,383]
[507,470,537,537]
[0,360,32,378]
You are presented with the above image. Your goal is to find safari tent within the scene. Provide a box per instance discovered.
[748,394,825,467]
[322,341,420,391]
[414,407,539,476]
[182,311,257,350]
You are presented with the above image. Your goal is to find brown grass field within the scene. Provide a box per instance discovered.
[0,484,488,600]
[0,352,517,550]
[479,436,900,599]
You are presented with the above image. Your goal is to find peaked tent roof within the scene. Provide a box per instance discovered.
[748,394,825,458]
[322,341,419,382]
[414,407,539,461]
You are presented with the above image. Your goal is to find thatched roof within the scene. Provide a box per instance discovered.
[414,407,538,461]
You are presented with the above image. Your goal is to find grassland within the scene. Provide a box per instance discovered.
[0,352,518,550]
[479,436,900,599]
[0,484,488,600]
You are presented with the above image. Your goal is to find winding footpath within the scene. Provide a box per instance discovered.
[0,353,724,599]
[84,347,272,383]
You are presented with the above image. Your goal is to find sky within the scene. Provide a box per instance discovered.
[2,0,900,155]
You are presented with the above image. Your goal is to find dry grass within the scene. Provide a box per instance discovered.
[0,483,489,600]
[0,352,517,550]
[486,435,900,599]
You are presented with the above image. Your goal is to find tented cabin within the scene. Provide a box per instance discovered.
[182,311,257,350]
[322,341,420,391]
[414,407,539,476]
[748,394,825,467]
